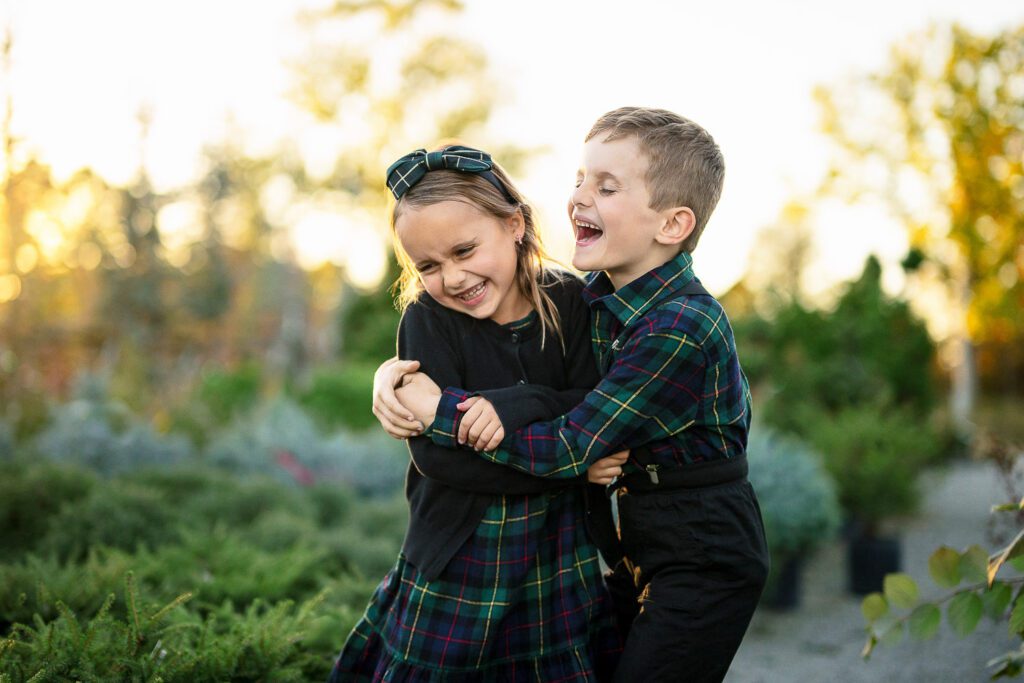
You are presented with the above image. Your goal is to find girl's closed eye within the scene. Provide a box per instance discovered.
[455,245,476,258]
[417,262,438,274]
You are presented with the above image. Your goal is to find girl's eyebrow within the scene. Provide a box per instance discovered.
[413,240,475,268]
[449,240,475,252]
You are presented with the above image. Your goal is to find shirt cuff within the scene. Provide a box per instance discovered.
[426,387,471,448]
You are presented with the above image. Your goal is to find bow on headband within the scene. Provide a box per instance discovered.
[386,145,515,202]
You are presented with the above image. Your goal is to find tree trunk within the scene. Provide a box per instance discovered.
[950,271,977,440]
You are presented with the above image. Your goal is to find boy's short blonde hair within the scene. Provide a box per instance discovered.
[586,107,724,252]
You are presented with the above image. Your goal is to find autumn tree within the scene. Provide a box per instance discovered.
[816,23,1024,430]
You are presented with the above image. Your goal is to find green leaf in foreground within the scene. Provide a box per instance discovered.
[959,544,988,585]
[983,582,1013,621]
[862,592,888,622]
[947,592,983,637]
[908,603,941,640]
[1010,598,1024,636]
[928,546,961,588]
[884,573,919,609]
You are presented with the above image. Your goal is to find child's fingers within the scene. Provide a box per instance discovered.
[373,359,421,421]
[587,462,623,485]
[465,407,490,447]
[374,383,415,423]
[382,423,423,440]
[482,426,504,452]
[473,421,501,451]
[371,405,423,439]
[390,360,421,385]
[372,400,422,434]
[457,397,484,444]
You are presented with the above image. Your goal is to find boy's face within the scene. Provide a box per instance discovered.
[570,133,673,289]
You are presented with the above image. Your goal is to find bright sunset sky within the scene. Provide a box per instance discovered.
[4,0,1023,299]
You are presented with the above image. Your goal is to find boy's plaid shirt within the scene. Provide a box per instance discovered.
[428,252,751,478]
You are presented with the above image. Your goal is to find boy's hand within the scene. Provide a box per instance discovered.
[587,450,630,485]
[372,357,424,439]
[455,396,505,451]
[395,372,442,430]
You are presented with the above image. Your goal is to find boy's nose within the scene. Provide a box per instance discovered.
[571,183,591,208]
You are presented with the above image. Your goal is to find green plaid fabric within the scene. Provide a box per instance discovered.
[430,252,751,478]
[331,488,620,680]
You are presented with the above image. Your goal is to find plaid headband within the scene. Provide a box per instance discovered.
[385,145,515,203]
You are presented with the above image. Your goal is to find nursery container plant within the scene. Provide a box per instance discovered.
[807,402,938,595]
[747,425,841,609]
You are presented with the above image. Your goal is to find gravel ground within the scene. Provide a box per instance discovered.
[727,460,1018,683]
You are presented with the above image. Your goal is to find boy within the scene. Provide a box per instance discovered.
[387,107,769,682]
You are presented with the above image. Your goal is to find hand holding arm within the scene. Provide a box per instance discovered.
[395,371,442,433]
[456,396,505,452]
[372,357,424,439]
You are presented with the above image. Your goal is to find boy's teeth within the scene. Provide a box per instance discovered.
[575,220,602,240]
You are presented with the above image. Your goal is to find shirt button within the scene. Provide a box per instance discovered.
[511,332,519,342]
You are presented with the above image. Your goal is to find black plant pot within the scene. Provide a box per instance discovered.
[848,533,901,595]
[762,556,803,610]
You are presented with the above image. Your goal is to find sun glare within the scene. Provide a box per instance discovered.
[290,205,388,291]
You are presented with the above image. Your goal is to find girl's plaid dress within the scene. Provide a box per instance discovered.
[330,276,621,682]
[333,487,619,681]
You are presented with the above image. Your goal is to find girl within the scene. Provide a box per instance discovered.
[328,146,622,681]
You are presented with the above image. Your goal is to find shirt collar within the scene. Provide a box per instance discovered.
[582,251,697,328]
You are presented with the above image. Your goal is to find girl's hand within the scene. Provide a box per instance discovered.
[395,372,442,429]
[372,357,424,439]
[587,450,630,485]
[455,396,505,451]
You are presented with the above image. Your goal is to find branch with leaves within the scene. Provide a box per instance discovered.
[862,498,1024,678]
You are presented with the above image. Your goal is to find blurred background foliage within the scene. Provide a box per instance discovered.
[0,1,1022,679]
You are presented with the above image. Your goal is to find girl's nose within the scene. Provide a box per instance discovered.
[442,263,465,289]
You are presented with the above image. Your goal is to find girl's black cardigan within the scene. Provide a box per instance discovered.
[397,271,599,580]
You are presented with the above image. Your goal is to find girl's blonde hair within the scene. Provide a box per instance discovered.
[390,159,564,349]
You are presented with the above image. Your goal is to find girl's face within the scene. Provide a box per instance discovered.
[396,200,530,324]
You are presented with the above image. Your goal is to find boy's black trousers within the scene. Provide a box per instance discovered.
[604,477,769,683]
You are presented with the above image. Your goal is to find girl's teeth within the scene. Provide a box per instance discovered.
[459,283,485,300]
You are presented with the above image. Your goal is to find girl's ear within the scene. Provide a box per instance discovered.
[655,206,696,247]
[506,209,526,241]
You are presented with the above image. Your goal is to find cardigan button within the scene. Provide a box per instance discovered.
[517,379,527,385]
[511,332,519,342]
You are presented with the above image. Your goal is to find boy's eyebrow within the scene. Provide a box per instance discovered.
[577,169,621,183]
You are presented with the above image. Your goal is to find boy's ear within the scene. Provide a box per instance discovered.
[655,206,696,247]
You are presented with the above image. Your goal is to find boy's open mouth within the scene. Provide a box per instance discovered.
[575,220,603,245]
